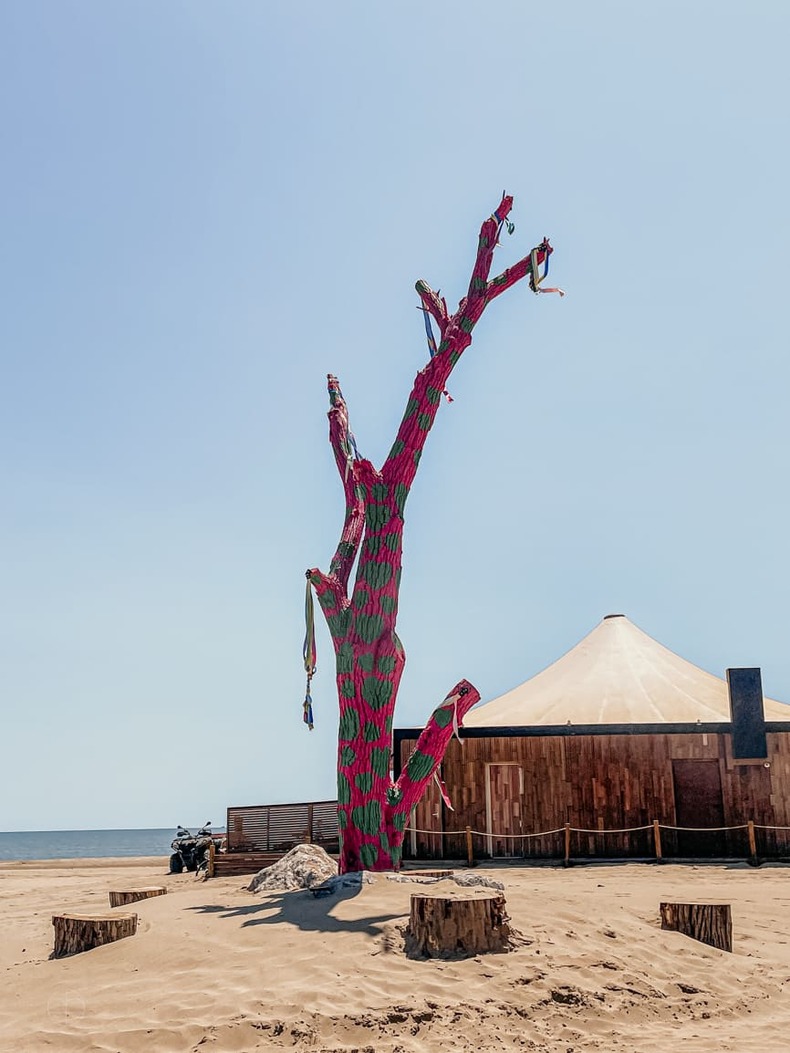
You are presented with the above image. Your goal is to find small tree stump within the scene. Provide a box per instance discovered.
[407,893,511,958]
[52,912,138,958]
[109,886,167,908]
[660,902,732,952]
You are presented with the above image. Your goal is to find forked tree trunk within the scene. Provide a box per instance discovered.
[307,195,555,872]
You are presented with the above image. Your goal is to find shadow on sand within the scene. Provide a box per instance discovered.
[187,884,405,937]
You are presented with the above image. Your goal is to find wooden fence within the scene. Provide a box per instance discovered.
[212,800,339,876]
[406,819,790,866]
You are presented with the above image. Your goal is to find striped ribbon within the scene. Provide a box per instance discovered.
[417,307,453,403]
[491,199,515,241]
[302,577,316,730]
[327,373,361,478]
[530,242,565,297]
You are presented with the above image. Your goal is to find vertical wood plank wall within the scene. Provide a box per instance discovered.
[410,773,443,858]
[399,731,790,859]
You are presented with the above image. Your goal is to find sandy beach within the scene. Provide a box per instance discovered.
[2,857,790,1052]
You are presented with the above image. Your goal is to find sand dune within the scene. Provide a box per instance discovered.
[2,857,789,1052]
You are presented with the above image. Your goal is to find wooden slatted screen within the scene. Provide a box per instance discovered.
[226,800,339,853]
[397,730,790,861]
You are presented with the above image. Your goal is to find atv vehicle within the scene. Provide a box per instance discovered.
[169,822,215,876]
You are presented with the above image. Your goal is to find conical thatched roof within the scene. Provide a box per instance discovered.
[464,614,790,727]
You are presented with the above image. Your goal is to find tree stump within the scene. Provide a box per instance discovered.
[52,912,138,958]
[407,893,511,958]
[109,886,167,908]
[659,902,732,952]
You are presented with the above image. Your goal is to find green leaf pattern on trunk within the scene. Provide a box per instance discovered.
[405,748,435,783]
[351,799,382,835]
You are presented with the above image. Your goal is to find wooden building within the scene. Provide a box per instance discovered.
[394,615,790,861]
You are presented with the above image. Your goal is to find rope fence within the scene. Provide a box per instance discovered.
[406,818,790,867]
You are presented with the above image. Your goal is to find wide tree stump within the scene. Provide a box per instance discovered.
[52,912,138,958]
[660,902,732,952]
[407,893,511,958]
[109,886,167,908]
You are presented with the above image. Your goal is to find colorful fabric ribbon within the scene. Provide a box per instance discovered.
[303,576,316,730]
[529,241,565,296]
[327,373,361,478]
[418,307,453,403]
[492,198,515,240]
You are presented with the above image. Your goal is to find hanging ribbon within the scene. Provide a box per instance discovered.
[438,691,464,747]
[491,193,515,243]
[421,306,438,358]
[302,575,316,730]
[529,239,565,297]
[417,306,453,403]
[433,768,454,811]
[327,373,361,479]
[451,692,464,746]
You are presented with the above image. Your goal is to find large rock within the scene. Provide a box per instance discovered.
[247,844,338,893]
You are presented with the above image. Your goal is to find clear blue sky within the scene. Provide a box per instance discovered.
[3,2,789,831]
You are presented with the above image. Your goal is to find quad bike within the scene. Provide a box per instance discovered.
[169,822,215,877]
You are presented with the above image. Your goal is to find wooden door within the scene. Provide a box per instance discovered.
[672,759,726,856]
[410,776,443,859]
[486,763,524,857]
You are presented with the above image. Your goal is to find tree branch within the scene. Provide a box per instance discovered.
[487,237,553,303]
[415,280,449,337]
[382,194,515,490]
[464,196,510,308]
[392,679,481,815]
[306,568,345,618]
[325,374,369,593]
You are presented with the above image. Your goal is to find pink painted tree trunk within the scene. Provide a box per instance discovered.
[307,195,553,873]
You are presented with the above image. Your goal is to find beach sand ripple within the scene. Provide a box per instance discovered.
[1,859,789,1052]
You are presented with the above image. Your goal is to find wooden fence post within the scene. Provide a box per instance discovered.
[653,820,663,862]
[207,840,215,878]
[307,803,314,843]
[465,826,474,868]
[564,823,571,867]
[747,820,757,864]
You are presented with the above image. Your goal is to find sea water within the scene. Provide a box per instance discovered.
[0,828,181,861]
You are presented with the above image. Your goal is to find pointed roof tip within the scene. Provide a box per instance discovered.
[464,615,790,727]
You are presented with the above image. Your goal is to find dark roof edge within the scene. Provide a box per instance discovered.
[394,721,790,740]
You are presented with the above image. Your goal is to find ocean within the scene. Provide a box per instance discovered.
[0,828,187,861]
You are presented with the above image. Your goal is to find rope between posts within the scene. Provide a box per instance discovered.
[406,826,565,839]
[406,821,790,839]
[572,825,653,834]
[659,824,749,833]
